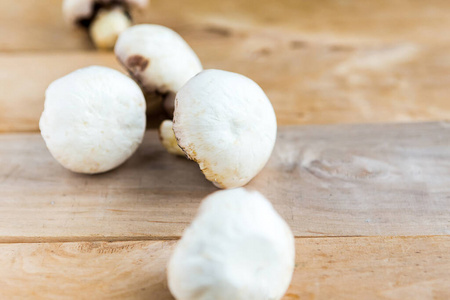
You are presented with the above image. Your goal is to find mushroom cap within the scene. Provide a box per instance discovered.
[173,69,277,188]
[62,0,148,25]
[168,188,295,300]
[115,24,203,95]
[39,66,146,174]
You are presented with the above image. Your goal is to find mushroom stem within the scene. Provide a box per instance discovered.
[162,91,176,118]
[159,120,186,157]
[89,6,131,50]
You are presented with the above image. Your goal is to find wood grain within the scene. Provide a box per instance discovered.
[1,240,174,300]
[1,1,449,298]
[2,0,450,51]
[2,44,450,131]
[2,1,450,132]
[1,236,448,299]
[1,122,449,243]
[288,236,450,300]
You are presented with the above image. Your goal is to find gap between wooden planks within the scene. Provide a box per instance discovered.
[0,122,449,243]
[1,236,449,299]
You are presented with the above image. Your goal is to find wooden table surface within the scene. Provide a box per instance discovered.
[0,0,449,299]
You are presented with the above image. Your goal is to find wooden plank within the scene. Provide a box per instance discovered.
[1,240,174,300]
[288,236,450,300]
[2,0,450,51]
[0,0,90,51]
[0,122,449,242]
[2,42,450,132]
[1,236,448,299]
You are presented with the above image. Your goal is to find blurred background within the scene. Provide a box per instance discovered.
[1,0,450,132]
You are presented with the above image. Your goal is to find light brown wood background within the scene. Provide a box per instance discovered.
[0,0,449,299]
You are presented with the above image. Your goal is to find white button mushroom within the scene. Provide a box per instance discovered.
[161,69,277,189]
[62,0,148,49]
[39,66,146,174]
[168,188,295,300]
[115,24,203,116]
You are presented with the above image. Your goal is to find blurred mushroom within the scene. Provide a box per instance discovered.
[63,0,148,49]
[160,69,277,189]
[115,24,202,118]
[168,188,295,300]
[159,120,185,157]
[39,66,146,174]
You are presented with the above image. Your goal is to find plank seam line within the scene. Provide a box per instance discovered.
[0,235,448,244]
[294,234,450,239]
